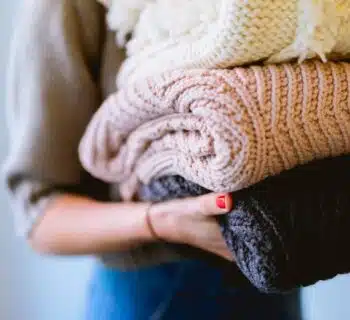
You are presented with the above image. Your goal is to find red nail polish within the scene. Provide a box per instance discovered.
[216,195,226,209]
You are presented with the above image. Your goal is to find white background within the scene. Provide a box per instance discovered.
[1,1,350,319]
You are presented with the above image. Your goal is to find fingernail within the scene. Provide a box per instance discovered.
[216,195,226,209]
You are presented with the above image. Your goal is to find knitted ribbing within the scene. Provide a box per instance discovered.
[78,61,350,200]
[137,153,350,293]
[101,0,350,85]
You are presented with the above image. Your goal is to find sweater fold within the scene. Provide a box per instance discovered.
[79,61,350,200]
[101,0,350,85]
[138,155,350,293]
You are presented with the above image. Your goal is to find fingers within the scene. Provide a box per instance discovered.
[216,248,235,262]
[152,192,233,218]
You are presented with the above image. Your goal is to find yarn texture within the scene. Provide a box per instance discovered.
[85,1,350,290]
[138,154,350,293]
[100,0,350,85]
[79,61,350,200]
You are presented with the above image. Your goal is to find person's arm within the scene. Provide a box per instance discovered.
[30,195,153,255]
[2,0,120,240]
[30,192,233,261]
[2,1,233,261]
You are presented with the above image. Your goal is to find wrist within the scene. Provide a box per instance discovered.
[144,203,163,241]
[147,202,184,244]
[107,202,159,245]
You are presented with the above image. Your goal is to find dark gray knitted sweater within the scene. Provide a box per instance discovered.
[138,155,350,293]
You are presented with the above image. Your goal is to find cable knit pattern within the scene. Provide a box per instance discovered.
[138,154,350,293]
[79,61,350,200]
[100,0,350,85]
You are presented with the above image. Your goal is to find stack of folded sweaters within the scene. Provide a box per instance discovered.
[79,0,350,293]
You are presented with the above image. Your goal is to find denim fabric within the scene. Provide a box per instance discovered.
[85,260,301,320]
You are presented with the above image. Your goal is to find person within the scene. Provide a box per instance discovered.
[2,0,301,319]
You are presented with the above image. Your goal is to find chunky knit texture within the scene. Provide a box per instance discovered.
[79,61,350,200]
[138,155,350,293]
[100,0,350,85]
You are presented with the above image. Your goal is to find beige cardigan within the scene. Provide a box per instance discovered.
[2,0,190,269]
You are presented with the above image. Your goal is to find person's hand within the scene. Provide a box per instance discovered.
[147,193,234,261]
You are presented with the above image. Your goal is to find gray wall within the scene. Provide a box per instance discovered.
[1,1,350,320]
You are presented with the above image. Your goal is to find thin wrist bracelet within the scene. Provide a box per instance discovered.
[145,202,163,241]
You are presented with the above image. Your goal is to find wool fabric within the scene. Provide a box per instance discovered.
[100,0,350,85]
[137,154,350,293]
[79,61,350,200]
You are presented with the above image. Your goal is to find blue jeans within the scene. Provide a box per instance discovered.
[85,260,301,320]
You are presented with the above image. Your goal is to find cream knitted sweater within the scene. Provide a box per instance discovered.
[100,0,350,85]
[79,61,350,200]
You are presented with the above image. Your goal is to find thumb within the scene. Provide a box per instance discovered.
[196,193,233,216]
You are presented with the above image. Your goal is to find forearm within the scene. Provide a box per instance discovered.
[30,194,155,255]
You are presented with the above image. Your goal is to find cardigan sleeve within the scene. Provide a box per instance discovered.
[2,0,108,236]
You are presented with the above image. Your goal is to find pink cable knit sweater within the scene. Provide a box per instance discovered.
[79,61,350,200]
